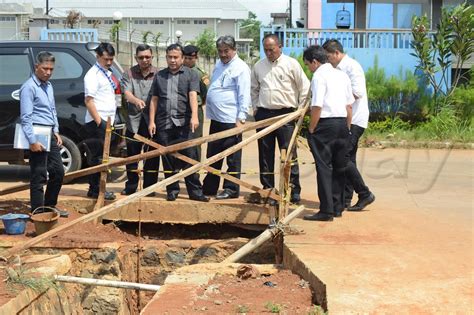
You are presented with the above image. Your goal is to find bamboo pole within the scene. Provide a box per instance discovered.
[0,115,285,196]
[54,275,161,291]
[93,117,112,223]
[1,109,303,260]
[222,205,305,264]
[134,134,281,201]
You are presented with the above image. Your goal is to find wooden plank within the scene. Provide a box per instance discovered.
[0,115,285,196]
[1,109,304,260]
[93,117,112,223]
[134,134,281,201]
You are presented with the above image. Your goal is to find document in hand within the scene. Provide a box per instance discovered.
[14,123,52,152]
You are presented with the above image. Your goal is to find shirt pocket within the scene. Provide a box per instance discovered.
[221,72,235,89]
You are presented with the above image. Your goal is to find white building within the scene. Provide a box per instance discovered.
[0,3,31,40]
[12,0,249,44]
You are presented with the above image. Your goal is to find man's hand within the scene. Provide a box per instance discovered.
[95,118,102,127]
[190,116,199,133]
[30,142,45,152]
[55,133,63,147]
[148,122,156,137]
[235,120,245,128]
[135,99,146,110]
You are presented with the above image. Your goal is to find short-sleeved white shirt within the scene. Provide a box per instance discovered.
[84,64,116,124]
[337,55,369,128]
[310,63,354,118]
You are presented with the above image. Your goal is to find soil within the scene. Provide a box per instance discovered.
[0,200,137,247]
[0,269,16,307]
[160,270,314,314]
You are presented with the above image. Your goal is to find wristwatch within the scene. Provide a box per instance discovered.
[239,119,246,124]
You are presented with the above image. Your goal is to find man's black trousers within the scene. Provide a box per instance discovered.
[344,124,370,204]
[155,126,203,198]
[255,107,301,196]
[307,118,349,215]
[203,120,242,195]
[29,133,64,211]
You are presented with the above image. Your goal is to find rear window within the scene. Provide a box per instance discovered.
[0,54,31,85]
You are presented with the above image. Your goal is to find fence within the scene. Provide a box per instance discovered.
[40,28,98,42]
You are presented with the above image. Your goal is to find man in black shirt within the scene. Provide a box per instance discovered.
[148,44,209,202]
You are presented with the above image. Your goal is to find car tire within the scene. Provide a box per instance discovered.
[60,135,82,173]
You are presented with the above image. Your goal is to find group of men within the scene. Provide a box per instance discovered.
[20,34,375,222]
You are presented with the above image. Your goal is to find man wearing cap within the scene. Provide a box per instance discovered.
[183,45,209,161]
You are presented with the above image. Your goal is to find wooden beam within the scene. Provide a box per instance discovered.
[222,205,305,264]
[1,109,304,260]
[0,115,285,196]
[133,134,281,201]
[93,118,112,223]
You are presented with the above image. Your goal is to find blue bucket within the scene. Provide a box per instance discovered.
[0,213,30,235]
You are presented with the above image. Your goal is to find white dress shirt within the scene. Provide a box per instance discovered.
[84,64,117,124]
[310,63,354,118]
[251,54,310,111]
[337,55,369,128]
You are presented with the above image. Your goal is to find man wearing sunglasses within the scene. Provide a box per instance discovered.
[121,44,159,196]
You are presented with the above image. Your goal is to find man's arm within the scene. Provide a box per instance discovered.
[250,67,260,113]
[122,69,146,110]
[348,63,367,100]
[84,96,102,126]
[148,95,158,136]
[236,66,252,124]
[189,91,199,132]
[294,61,311,107]
[346,105,352,129]
[20,84,43,151]
[309,106,322,133]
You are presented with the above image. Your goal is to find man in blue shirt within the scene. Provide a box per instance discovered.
[203,35,251,199]
[20,51,68,217]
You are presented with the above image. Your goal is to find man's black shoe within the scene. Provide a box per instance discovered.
[166,194,177,201]
[303,212,334,221]
[190,195,210,202]
[121,189,135,196]
[215,190,238,200]
[87,191,116,201]
[334,210,344,217]
[348,193,375,211]
[290,194,301,204]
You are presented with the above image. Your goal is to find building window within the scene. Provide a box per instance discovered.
[104,19,114,25]
[0,16,15,22]
[194,19,207,25]
[150,19,164,25]
[177,19,190,25]
[134,19,148,25]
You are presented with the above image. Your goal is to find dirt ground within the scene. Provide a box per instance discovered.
[159,270,314,314]
[0,269,15,307]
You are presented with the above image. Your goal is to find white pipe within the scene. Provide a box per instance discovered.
[54,275,161,291]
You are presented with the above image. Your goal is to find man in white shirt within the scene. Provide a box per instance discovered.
[251,34,310,204]
[323,39,375,211]
[83,42,118,201]
[302,45,354,221]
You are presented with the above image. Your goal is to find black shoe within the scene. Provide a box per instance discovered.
[87,191,116,201]
[290,194,301,204]
[166,193,177,201]
[348,193,375,211]
[344,200,352,208]
[121,189,135,196]
[303,212,334,221]
[334,210,343,218]
[189,195,210,202]
[215,190,239,200]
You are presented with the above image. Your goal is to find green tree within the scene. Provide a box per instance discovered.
[411,2,474,112]
[240,12,262,50]
[195,29,217,62]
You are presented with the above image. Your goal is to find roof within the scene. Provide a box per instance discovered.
[14,0,249,19]
[0,3,30,15]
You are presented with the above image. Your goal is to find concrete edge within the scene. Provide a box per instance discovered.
[283,244,327,311]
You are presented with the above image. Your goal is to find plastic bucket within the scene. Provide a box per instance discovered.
[0,213,30,235]
[31,207,59,235]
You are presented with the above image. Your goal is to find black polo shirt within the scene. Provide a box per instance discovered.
[151,66,199,130]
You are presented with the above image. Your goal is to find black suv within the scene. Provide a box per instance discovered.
[0,41,126,173]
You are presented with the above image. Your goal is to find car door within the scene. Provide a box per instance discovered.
[0,47,33,148]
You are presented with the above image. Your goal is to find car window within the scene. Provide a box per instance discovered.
[50,51,83,80]
[0,54,31,85]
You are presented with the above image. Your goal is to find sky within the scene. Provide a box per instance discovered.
[238,0,300,25]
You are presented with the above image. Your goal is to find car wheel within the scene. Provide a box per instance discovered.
[60,135,82,173]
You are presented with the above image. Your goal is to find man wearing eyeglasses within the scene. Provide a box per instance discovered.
[121,44,159,195]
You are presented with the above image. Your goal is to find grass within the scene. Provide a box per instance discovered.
[307,304,327,315]
[236,304,250,313]
[5,266,60,294]
[264,301,284,313]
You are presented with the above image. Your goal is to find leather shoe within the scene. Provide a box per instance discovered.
[87,191,116,201]
[334,210,344,217]
[166,193,177,201]
[190,195,210,202]
[303,212,334,221]
[121,189,135,196]
[348,193,375,211]
[290,194,301,204]
[215,190,238,200]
